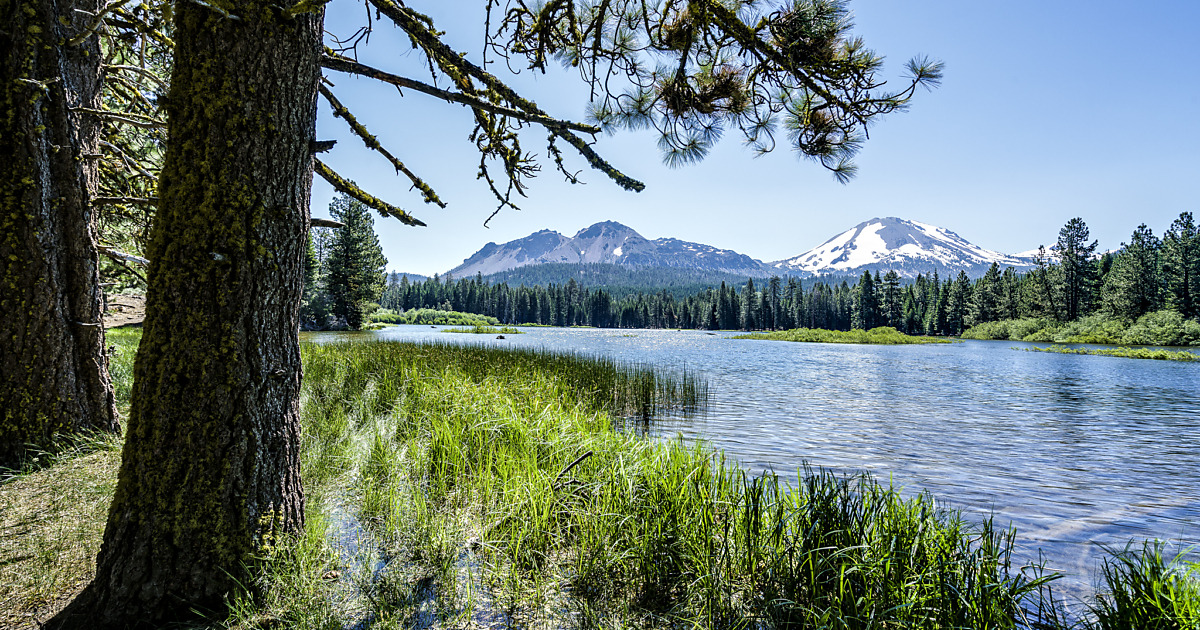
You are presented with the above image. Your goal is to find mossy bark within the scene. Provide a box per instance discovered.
[51,2,323,627]
[0,0,118,467]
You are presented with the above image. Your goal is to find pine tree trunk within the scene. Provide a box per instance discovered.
[0,0,118,467]
[53,3,323,627]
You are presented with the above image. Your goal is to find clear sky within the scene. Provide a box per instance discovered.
[312,1,1200,276]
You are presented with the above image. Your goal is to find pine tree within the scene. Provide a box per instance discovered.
[852,270,878,329]
[1103,224,1162,320]
[945,271,972,335]
[324,194,387,330]
[741,278,758,330]
[1163,211,1199,319]
[880,270,902,327]
[1055,217,1099,321]
[967,262,1002,326]
[1,0,118,466]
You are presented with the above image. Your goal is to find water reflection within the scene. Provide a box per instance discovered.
[304,326,1200,599]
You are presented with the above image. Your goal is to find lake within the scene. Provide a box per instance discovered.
[304,325,1200,603]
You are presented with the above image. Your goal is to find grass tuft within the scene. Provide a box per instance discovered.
[1088,542,1200,630]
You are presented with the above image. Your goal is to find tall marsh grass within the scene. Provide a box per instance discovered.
[262,339,1062,628]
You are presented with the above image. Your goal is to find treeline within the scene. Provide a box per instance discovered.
[472,262,857,299]
[382,214,1199,336]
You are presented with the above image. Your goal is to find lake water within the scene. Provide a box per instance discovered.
[305,325,1200,603]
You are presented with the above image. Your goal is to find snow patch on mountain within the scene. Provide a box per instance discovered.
[773,217,1037,278]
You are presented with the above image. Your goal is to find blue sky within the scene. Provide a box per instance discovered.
[312,1,1200,275]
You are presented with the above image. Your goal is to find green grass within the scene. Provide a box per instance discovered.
[6,329,1200,629]
[734,325,955,345]
[443,325,524,335]
[1087,542,1200,630]
[240,339,1058,628]
[1024,345,1200,362]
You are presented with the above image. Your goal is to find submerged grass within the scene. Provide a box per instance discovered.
[734,326,954,345]
[1024,345,1200,362]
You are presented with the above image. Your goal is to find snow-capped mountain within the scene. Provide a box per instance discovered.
[448,221,768,277]
[771,217,1037,278]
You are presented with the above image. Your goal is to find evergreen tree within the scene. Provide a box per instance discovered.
[999,267,1021,320]
[741,278,758,330]
[880,270,902,327]
[852,270,878,329]
[299,232,331,328]
[1055,217,1099,321]
[1,0,119,466]
[767,276,782,330]
[325,194,387,330]
[967,262,1002,326]
[1163,211,1199,319]
[1103,224,1162,320]
[945,271,971,335]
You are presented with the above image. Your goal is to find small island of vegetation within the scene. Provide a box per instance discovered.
[368,307,500,327]
[1024,345,1200,362]
[733,326,954,345]
[444,324,524,335]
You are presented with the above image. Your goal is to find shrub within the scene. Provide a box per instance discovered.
[1121,310,1200,347]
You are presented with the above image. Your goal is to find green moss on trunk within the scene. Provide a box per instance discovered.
[52,2,323,627]
[0,0,118,467]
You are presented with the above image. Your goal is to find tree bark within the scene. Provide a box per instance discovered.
[0,0,118,467]
[52,2,323,627]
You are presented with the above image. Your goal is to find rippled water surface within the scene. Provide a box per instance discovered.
[306,325,1200,598]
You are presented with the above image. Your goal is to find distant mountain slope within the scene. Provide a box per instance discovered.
[443,217,1040,285]
[771,217,1037,278]
[448,221,769,277]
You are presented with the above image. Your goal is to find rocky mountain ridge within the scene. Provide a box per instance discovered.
[446,218,1039,280]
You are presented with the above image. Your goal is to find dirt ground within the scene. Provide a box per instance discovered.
[103,293,145,329]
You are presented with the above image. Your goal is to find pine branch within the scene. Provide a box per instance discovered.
[320,54,600,135]
[318,84,446,208]
[359,0,646,192]
[313,159,426,227]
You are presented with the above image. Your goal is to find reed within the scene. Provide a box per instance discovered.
[1087,542,1200,630]
[8,331,1200,629]
[264,339,1058,628]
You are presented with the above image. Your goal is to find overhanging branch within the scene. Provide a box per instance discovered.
[313,159,426,227]
[318,84,446,208]
[320,54,601,135]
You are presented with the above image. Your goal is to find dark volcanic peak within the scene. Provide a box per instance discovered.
[448,221,768,277]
